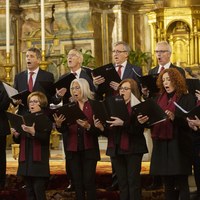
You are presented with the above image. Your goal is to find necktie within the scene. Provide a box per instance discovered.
[28,72,34,92]
[160,66,165,73]
[72,72,77,77]
[117,65,122,78]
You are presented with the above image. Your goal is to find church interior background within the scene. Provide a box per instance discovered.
[0,0,200,84]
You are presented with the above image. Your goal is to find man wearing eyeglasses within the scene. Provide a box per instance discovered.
[149,41,185,76]
[142,41,185,99]
[93,41,142,99]
[93,41,143,191]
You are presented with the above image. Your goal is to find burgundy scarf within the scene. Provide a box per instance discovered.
[151,92,179,140]
[120,102,132,151]
[19,136,41,162]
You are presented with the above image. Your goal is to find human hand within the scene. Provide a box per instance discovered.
[92,75,105,86]
[56,87,67,97]
[93,115,104,131]
[106,116,124,127]
[76,119,91,130]
[137,114,149,124]
[110,81,119,91]
[53,113,66,127]
[21,123,36,136]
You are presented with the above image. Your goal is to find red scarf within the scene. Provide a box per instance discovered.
[120,102,132,151]
[19,136,41,162]
[151,92,179,140]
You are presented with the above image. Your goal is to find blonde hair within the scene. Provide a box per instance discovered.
[27,91,48,108]
[70,78,94,101]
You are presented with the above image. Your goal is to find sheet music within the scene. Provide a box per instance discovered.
[3,82,18,98]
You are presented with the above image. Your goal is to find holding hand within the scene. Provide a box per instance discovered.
[56,87,67,97]
[106,116,124,127]
[92,75,105,86]
[21,123,36,136]
[187,116,200,131]
[76,119,91,130]
[137,115,149,124]
[93,116,104,131]
[110,81,119,91]
[53,113,66,128]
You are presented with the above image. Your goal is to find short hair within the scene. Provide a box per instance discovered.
[27,91,48,108]
[68,49,83,64]
[118,78,141,100]
[70,78,94,101]
[156,68,188,97]
[156,41,172,53]
[113,41,131,54]
[27,47,42,60]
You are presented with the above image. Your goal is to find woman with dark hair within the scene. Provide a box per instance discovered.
[12,91,52,200]
[94,78,148,200]
[138,68,196,200]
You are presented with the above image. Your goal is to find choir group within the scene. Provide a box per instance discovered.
[0,41,200,200]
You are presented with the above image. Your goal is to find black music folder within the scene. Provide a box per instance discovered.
[39,73,76,97]
[6,112,50,135]
[3,82,30,106]
[186,79,200,96]
[92,63,121,94]
[138,74,159,94]
[174,102,200,119]
[132,98,167,126]
[89,95,129,124]
[48,102,87,125]
[11,90,30,106]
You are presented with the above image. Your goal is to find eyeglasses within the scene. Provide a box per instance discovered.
[29,100,40,104]
[67,54,79,58]
[118,87,131,91]
[112,50,127,54]
[154,50,170,54]
[71,86,80,90]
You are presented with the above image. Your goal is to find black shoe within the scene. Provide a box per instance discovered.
[106,184,118,191]
[65,184,75,192]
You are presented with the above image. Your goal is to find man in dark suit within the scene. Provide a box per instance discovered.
[142,41,185,190]
[14,47,54,115]
[93,41,142,98]
[55,48,95,105]
[0,81,11,189]
[93,41,143,191]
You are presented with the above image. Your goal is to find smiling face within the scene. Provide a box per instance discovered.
[67,50,83,72]
[28,95,41,113]
[71,81,82,101]
[112,44,129,65]
[119,81,131,103]
[26,51,40,71]
[155,43,171,66]
[162,72,175,94]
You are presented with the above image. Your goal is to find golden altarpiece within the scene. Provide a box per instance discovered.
[0,0,200,151]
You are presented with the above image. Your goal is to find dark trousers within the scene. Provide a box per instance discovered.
[24,176,48,200]
[193,140,200,194]
[0,135,6,188]
[68,151,97,200]
[111,153,143,200]
[163,175,190,200]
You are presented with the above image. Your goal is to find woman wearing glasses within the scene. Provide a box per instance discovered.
[94,78,148,200]
[53,78,103,200]
[12,91,52,200]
